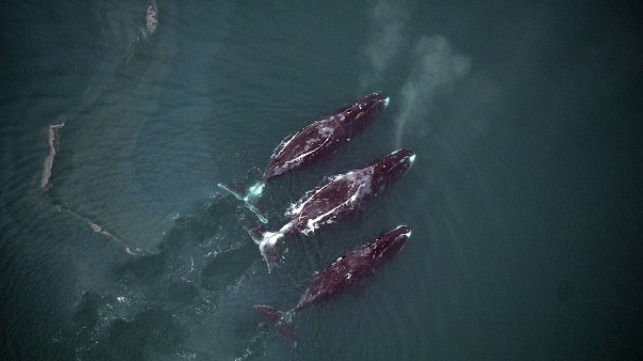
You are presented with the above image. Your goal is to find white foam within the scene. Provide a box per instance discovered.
[247,182,265,199]
[257,231,283,247]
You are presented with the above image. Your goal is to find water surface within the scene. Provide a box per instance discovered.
[1,1,641,360]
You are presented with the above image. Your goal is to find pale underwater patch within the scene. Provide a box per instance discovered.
[217,182,269,224]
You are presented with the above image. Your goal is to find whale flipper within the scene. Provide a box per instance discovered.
[254,305,297,347]
[217,182,268,224]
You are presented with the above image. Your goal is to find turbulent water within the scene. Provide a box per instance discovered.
[1,1,641,360]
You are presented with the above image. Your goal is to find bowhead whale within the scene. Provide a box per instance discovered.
[264,92,389,180]
[218,92,389,223]
[251,148,415,271]
[254,225,412,346]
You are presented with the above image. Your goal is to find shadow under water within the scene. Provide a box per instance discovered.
[59,193,271,360]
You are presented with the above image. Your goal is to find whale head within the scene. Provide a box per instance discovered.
[371,225,411,268]
[336,92,388,130]
[371,148,415,189]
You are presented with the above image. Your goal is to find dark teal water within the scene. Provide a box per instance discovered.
[1,1,641,360]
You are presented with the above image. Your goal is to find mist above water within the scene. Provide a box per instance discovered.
[1,0,641,360]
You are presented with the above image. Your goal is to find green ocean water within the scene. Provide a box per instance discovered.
[1,1,641,360]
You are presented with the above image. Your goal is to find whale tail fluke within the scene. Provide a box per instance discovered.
[249,227,284,273]
[217,181,268,224]
[254,305,297,347]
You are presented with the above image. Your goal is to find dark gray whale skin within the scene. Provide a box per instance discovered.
[264,92,389,181]
[254,225,411,347]
[285,148,415,236]
[251,148,416,272]
[218,92,389,224]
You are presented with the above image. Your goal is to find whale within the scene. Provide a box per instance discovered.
[250,148,415,272]
[217,92,389,223]
[264,92,389,180]
[254,225,412,347]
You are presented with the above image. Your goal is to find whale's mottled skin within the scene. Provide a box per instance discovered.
[251,148,415,271]
[254,225,412,346]
[264,92,389,181]
[218,92,389,223]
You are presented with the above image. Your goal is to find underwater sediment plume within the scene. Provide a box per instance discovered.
[41,122,65,190]
[40,121,141,255]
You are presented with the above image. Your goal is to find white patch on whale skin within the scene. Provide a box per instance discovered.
[285,185,319,217]
[317,125,334,137]
[271,132,297,159]
[294,169,374,235]
[274,126,334,175]
[287,171,354,218]
[272,115,336,158]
